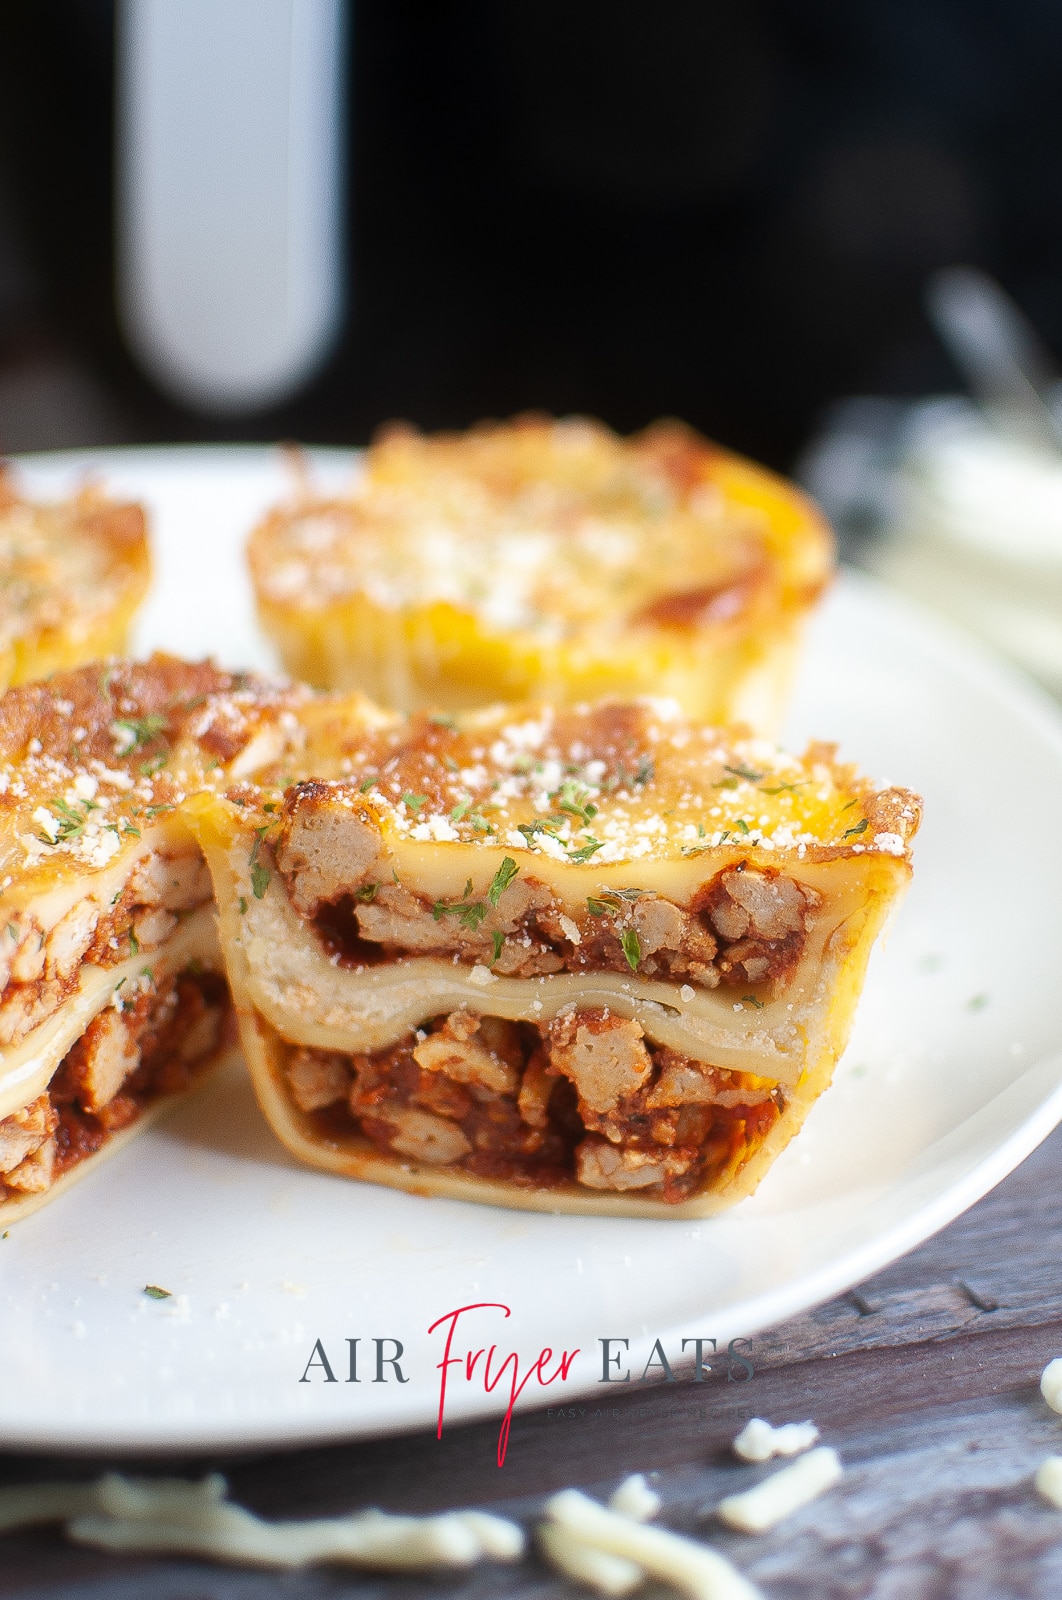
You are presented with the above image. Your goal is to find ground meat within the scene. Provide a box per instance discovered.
[287,1007,784,1204]
[0,967,231,1205]
[305,862,817,997]
[0,851,214,1052]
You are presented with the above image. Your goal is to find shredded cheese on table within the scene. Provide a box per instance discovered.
[538,1521,645,1596]
[716,1447,842,1534]
[731,1418,820,1463]
[1035,1456,1062,1509]
[0,1473,523,1571]
[1041,1357,1062,1414]
[608,1473,662,1522]
[544,1489,762,1600]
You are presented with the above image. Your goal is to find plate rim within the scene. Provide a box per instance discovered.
[4,445,1062,1454]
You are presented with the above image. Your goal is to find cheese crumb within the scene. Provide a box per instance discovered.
[468,964,497,987]
[680,984,695,1003]
[1035,1455,1062,1508]
[608,1474,661,1523]
[1041,1358,1062,1413]
[716,1447,841,1534]
[732,1418,820,1463]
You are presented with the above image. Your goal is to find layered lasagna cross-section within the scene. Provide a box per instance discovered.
[192,697,920,1217]
[248,415,833,730]
[0,656,308,1221]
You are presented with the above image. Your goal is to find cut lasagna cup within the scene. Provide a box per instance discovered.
[190,697,920,1218]
[0,656,309,1221]
[0,469,151,690]
[248,415,833,730]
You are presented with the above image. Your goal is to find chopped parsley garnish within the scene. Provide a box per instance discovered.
[140,754,167,776]
[554,779,598,826]
[115,714,167,752]
[123,823,141,839]
[843,817,869,840]
[238,897,248,915]
[143,803,175,819]
[634,756,654,785]
[401,792,427,812]
[359,776,376,793]
[128,930,139,955]
[47,796,100,844]
[143,1284,172,1301]
[760,780,806,796]
[432,879,489,930]
[725,764,764,783]
[450,799,471,823]
[839,798,857,812]
[249,835,271,899]
[741,994,764,1009]
[568,837,604,863]
[468,812,493,834]
[516,819,557,845]
[491,929,504,963]
[487,857,519,905]
[734,819,751,835]
[620,928,642,972]
[586,897,610,917]
[714,776,739,791]
[428,713,457,730]
[354,882,377,903]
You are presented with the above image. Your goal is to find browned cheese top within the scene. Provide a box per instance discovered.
[0,471,150,648]
[248,695,922,871]
[0,655,311,899]
[248,415,834,640]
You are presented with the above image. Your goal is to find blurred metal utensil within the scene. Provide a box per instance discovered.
[925,265,1062,454]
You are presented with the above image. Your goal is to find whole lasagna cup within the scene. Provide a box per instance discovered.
[248,416,833,731]
[0,469,151,690]
[190,695,919,1218]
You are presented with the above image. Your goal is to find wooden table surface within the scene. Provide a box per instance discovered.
[4,1120,1062,1600]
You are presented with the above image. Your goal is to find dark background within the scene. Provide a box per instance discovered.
[0,0,1060,468]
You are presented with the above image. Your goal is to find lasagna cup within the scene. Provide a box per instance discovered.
[248,416,833,730]
[0,470,151,690]
[0,656,309,1221]
[190,697,920,1218]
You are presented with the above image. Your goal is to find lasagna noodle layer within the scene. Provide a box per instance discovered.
[0,906,232,1223]
[193,810,908,1216]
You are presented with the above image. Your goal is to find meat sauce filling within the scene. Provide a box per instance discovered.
[0,850,213,1051]
[286,1007,784,1204]
[0,969,231,1204]
[308,864,818,996]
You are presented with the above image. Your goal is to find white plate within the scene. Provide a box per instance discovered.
[2,445,1061,1454]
